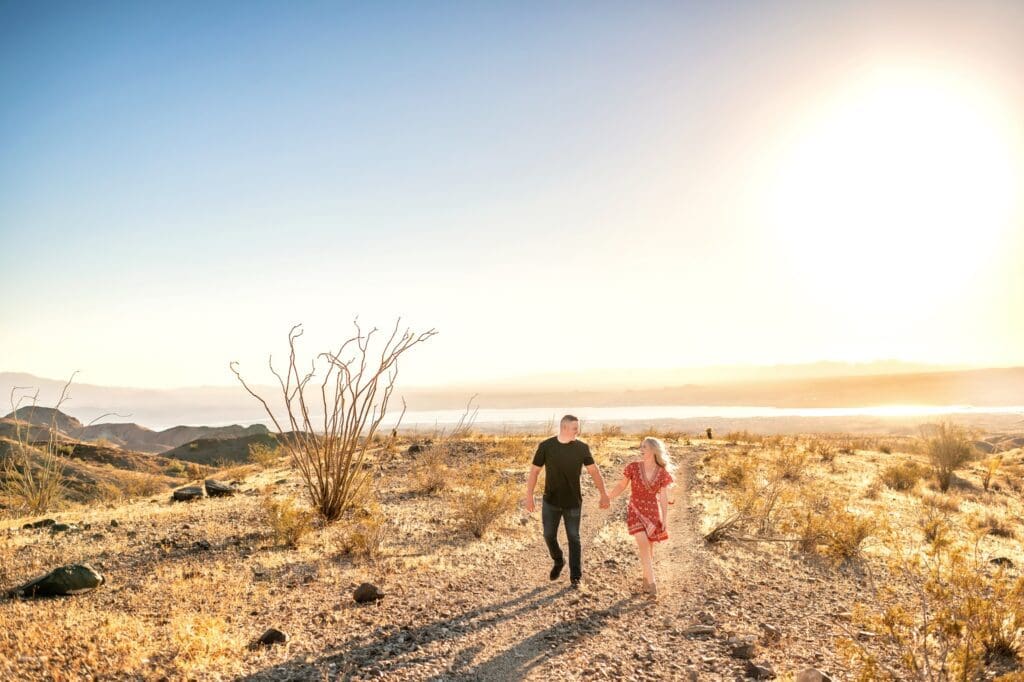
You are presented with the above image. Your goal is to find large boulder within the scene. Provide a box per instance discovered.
[204,479,236,497]
[9,564,105,598]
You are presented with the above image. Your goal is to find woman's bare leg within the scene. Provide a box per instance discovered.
[633,532,654,585]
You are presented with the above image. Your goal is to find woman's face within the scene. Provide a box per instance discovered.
[640,441,654,458]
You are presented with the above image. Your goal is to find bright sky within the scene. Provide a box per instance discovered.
[2,2,1022,389]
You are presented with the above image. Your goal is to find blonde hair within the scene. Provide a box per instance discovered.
[642,436,674,476]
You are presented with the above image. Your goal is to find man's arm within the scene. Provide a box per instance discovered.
[523,464,542,513]
[586,464,611,509]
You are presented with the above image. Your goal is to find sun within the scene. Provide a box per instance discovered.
[763,65,1020,314]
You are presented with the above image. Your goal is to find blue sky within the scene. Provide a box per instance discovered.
[2,2,1023,388]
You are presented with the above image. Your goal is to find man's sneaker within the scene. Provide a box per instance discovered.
[549,560,565,581]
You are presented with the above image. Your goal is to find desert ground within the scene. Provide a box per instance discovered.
[2,421,1024,680]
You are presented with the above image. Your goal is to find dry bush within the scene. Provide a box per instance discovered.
[724,430,763,445]
[924,421,978,493]
[341,501,389,561]
[920,490,961,514]
[880,461,929,491]
[450,468,518,538]
[785,488,876,562]
[982,455,1003,492]
[490,435,529,462]
[841,527,1024,679]
[772,446,810,481]
[863,478,883,500]
[263,495,315,547]
[248,442,281,467]
[232,320,435,521]
[970,511,1017,539]
[808,438,838,463]
[1,441,66,514]
[705,470,787,542]
[411,445,449,494]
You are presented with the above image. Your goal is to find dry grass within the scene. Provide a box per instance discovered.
[340,500,390,561]
[410,446,448,494]
[925,421,978,492]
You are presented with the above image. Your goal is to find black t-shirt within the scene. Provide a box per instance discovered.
[532,436,595,509]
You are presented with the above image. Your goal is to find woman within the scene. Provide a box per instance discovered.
[608,436,674,598]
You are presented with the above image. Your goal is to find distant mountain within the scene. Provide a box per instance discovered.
[2,405,269,454]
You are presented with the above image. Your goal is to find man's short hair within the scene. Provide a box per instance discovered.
[560,414,579,425]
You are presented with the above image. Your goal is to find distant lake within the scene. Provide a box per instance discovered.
[226,404,1024,430]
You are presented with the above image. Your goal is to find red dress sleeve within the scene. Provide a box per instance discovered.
[660,469,674,490]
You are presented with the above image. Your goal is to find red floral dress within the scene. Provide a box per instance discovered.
[624,461,673,542]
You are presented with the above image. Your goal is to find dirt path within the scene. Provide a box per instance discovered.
[242,445,740,681]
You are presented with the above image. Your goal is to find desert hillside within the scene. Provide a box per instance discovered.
[2,425,1024,680]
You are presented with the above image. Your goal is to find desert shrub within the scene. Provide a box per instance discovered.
[982,455,1003,492]
[841,529,1024,679]
[1,441,66,514]
[924,421,977,492]
[809,438,838,463]
[786,488,876,562]
[724,430,763,445]
[970,511,1016,539]
[263,495,315,548]
[122,474,167,498]
[248,442,280,468]
[879,444,893,455]
[165,460,187,477]
[772,446,810,481]
[490,436,529,462]
[705,470,786,542]
[232,321,435,521]
[716,454,753,488]
[340,501,389,560]
[451,469,518,538]
[880,461,929,491]
[863,478,883,500]
[920,490,961,513]
[411,446,448,494]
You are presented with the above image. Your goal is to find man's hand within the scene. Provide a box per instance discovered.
[599,493,610,510]
[523,496,535,513]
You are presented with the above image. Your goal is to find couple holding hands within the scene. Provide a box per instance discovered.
[523,415,674,598]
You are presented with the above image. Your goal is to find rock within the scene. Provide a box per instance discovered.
[204,479,236,497]
[855,629,876,640]
[353,582,385,603]
[682,624,716,637]
[255,628,288,646]
[796,669,835,682]
[50,523,77,533]
[407,444,426,454]
[109,519,119,528]
[991,556,1014,568]
[759,622,782,642]
[22,518,56,529]
[172,486,204,502]
[726,636,756,659]
[746,660,776,679]
[192,540,212,551]
[9,564,105,598]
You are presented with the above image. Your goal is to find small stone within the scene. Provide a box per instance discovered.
[109,519,119,528]
[255,628,288,647]
[855,630,876,640]
[49,523,77,533]
[746,660,776,679]
[204,479,236,497]
[172,486,204,502]
[991,556,1014,568]
[353,582,385,603]
[22,518,56,529]
[726,636,756,659]
[759,622,782,642]
[683,624,716,637]
[796,669,835,682]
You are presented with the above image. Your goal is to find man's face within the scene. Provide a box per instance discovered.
[560,420,580,440]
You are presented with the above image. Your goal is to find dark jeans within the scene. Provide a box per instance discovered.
[542,499,582,580]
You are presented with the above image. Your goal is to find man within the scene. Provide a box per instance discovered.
[523,414,610,587]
